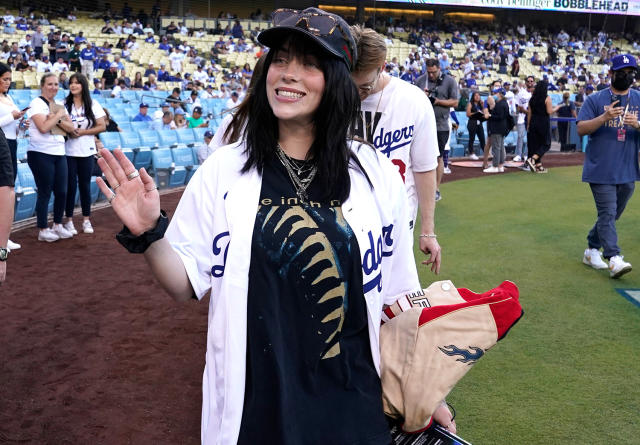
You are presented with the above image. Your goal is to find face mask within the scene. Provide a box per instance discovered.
[493,95,499,101]
[612,71,635,90]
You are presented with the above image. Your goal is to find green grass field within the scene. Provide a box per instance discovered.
[415,166,640,444]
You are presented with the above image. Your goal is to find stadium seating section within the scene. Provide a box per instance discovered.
[5,9,614,221]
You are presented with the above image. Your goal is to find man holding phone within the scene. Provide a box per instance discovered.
[577,54,640,278]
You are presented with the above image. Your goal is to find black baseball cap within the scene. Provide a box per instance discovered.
[193,106,203,114]
[258,8,356,71]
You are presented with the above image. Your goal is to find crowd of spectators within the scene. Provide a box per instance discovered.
[0,5,265,102]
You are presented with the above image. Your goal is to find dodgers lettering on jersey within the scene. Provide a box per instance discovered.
[354,111,415,158]
[211,231,230,277]
[362,224,394,294]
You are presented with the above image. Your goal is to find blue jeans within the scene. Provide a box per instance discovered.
[587,183,635,259]
[27,151,68,228]
[516,123,527,158]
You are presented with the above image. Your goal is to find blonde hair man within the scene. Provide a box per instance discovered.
[350,25,442,275]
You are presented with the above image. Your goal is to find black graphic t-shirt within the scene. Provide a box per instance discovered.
[237,156,390,445]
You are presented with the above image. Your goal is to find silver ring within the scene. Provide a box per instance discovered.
[126,170,140,180]
[108,192,116,204]
[112,182,121,191]
[146,185,158,192]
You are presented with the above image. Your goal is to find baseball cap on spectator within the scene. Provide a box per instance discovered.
[492,87,506,95]
[174,108,185,115]
[204,130,214,138]
[611,54,637,71]
[161,102,170,107]
[257,7,357,71]
[206,84,213,89]
[586,85,595,91]
[110,62,119,68]
[93,78,100,84]
[193,106,203,114]
[139,103,149,108]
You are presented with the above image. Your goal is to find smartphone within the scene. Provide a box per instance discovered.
[21,106,30,112]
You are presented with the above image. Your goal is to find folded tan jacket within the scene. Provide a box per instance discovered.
[380,280,523,433]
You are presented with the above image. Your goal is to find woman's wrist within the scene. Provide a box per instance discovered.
[419,234,437,238]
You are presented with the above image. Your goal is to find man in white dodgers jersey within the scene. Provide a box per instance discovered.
[351,25,441,273]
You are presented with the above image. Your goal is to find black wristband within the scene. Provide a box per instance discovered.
[116,210,169,253]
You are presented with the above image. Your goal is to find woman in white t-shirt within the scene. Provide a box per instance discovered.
[27,73,78,242]
[63,73,106,235]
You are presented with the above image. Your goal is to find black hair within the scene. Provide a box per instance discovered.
[242,35,361,203]
[529,80,549,109]
[425,58,439,68]
[65,73,97,128]
[0,61,10,78]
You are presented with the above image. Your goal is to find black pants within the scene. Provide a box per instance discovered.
[467,122,485,155]
[436,130,449,158]
[66,155,95,218]
[27,151,67,228]
[558,121,570,151]
[527,128,550,160]
[6,138,17,182]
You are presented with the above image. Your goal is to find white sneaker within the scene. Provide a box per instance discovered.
[64,220,78,235]
[498,166,505,172]
[53,223,74,239]
[470,153,479,160]
[483,166,499,173]
[38,228,60,242]
[583,248,608,270]
[609,255,632,279]
[443,166,452,174]
[513,155,522,162]
[7,239,21,251]
[82,220,94,234]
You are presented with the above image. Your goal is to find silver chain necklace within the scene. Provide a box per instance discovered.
[275,143,317,204]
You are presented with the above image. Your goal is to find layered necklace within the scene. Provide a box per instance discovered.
[275,143,317,204]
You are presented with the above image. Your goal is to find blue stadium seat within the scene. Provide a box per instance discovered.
[172,147,196,183]
[120,90,138,103]
[104,97,122,109]
[157,130,179,147]
[130,120,151,131]
[108,112,128,126]
[175,128,197,146]
[14,96,31,110]
[132,130,159,170]
[14,163,37,221]
[16,138,28,162]
[191,146,200,166]
[118,121,133,132]
[138,130,159,148]
[119,130,141,149]
[150,148,178,189]
[9,89,30,103]
[192,127,209,141]
[124,108,140,121]
[99,132,121,150]
[99,132,134,162]
[55,90,68,102]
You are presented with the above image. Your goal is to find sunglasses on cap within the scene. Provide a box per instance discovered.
[272,8,347,39]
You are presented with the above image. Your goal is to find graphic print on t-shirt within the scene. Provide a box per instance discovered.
[254,199,351,360]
